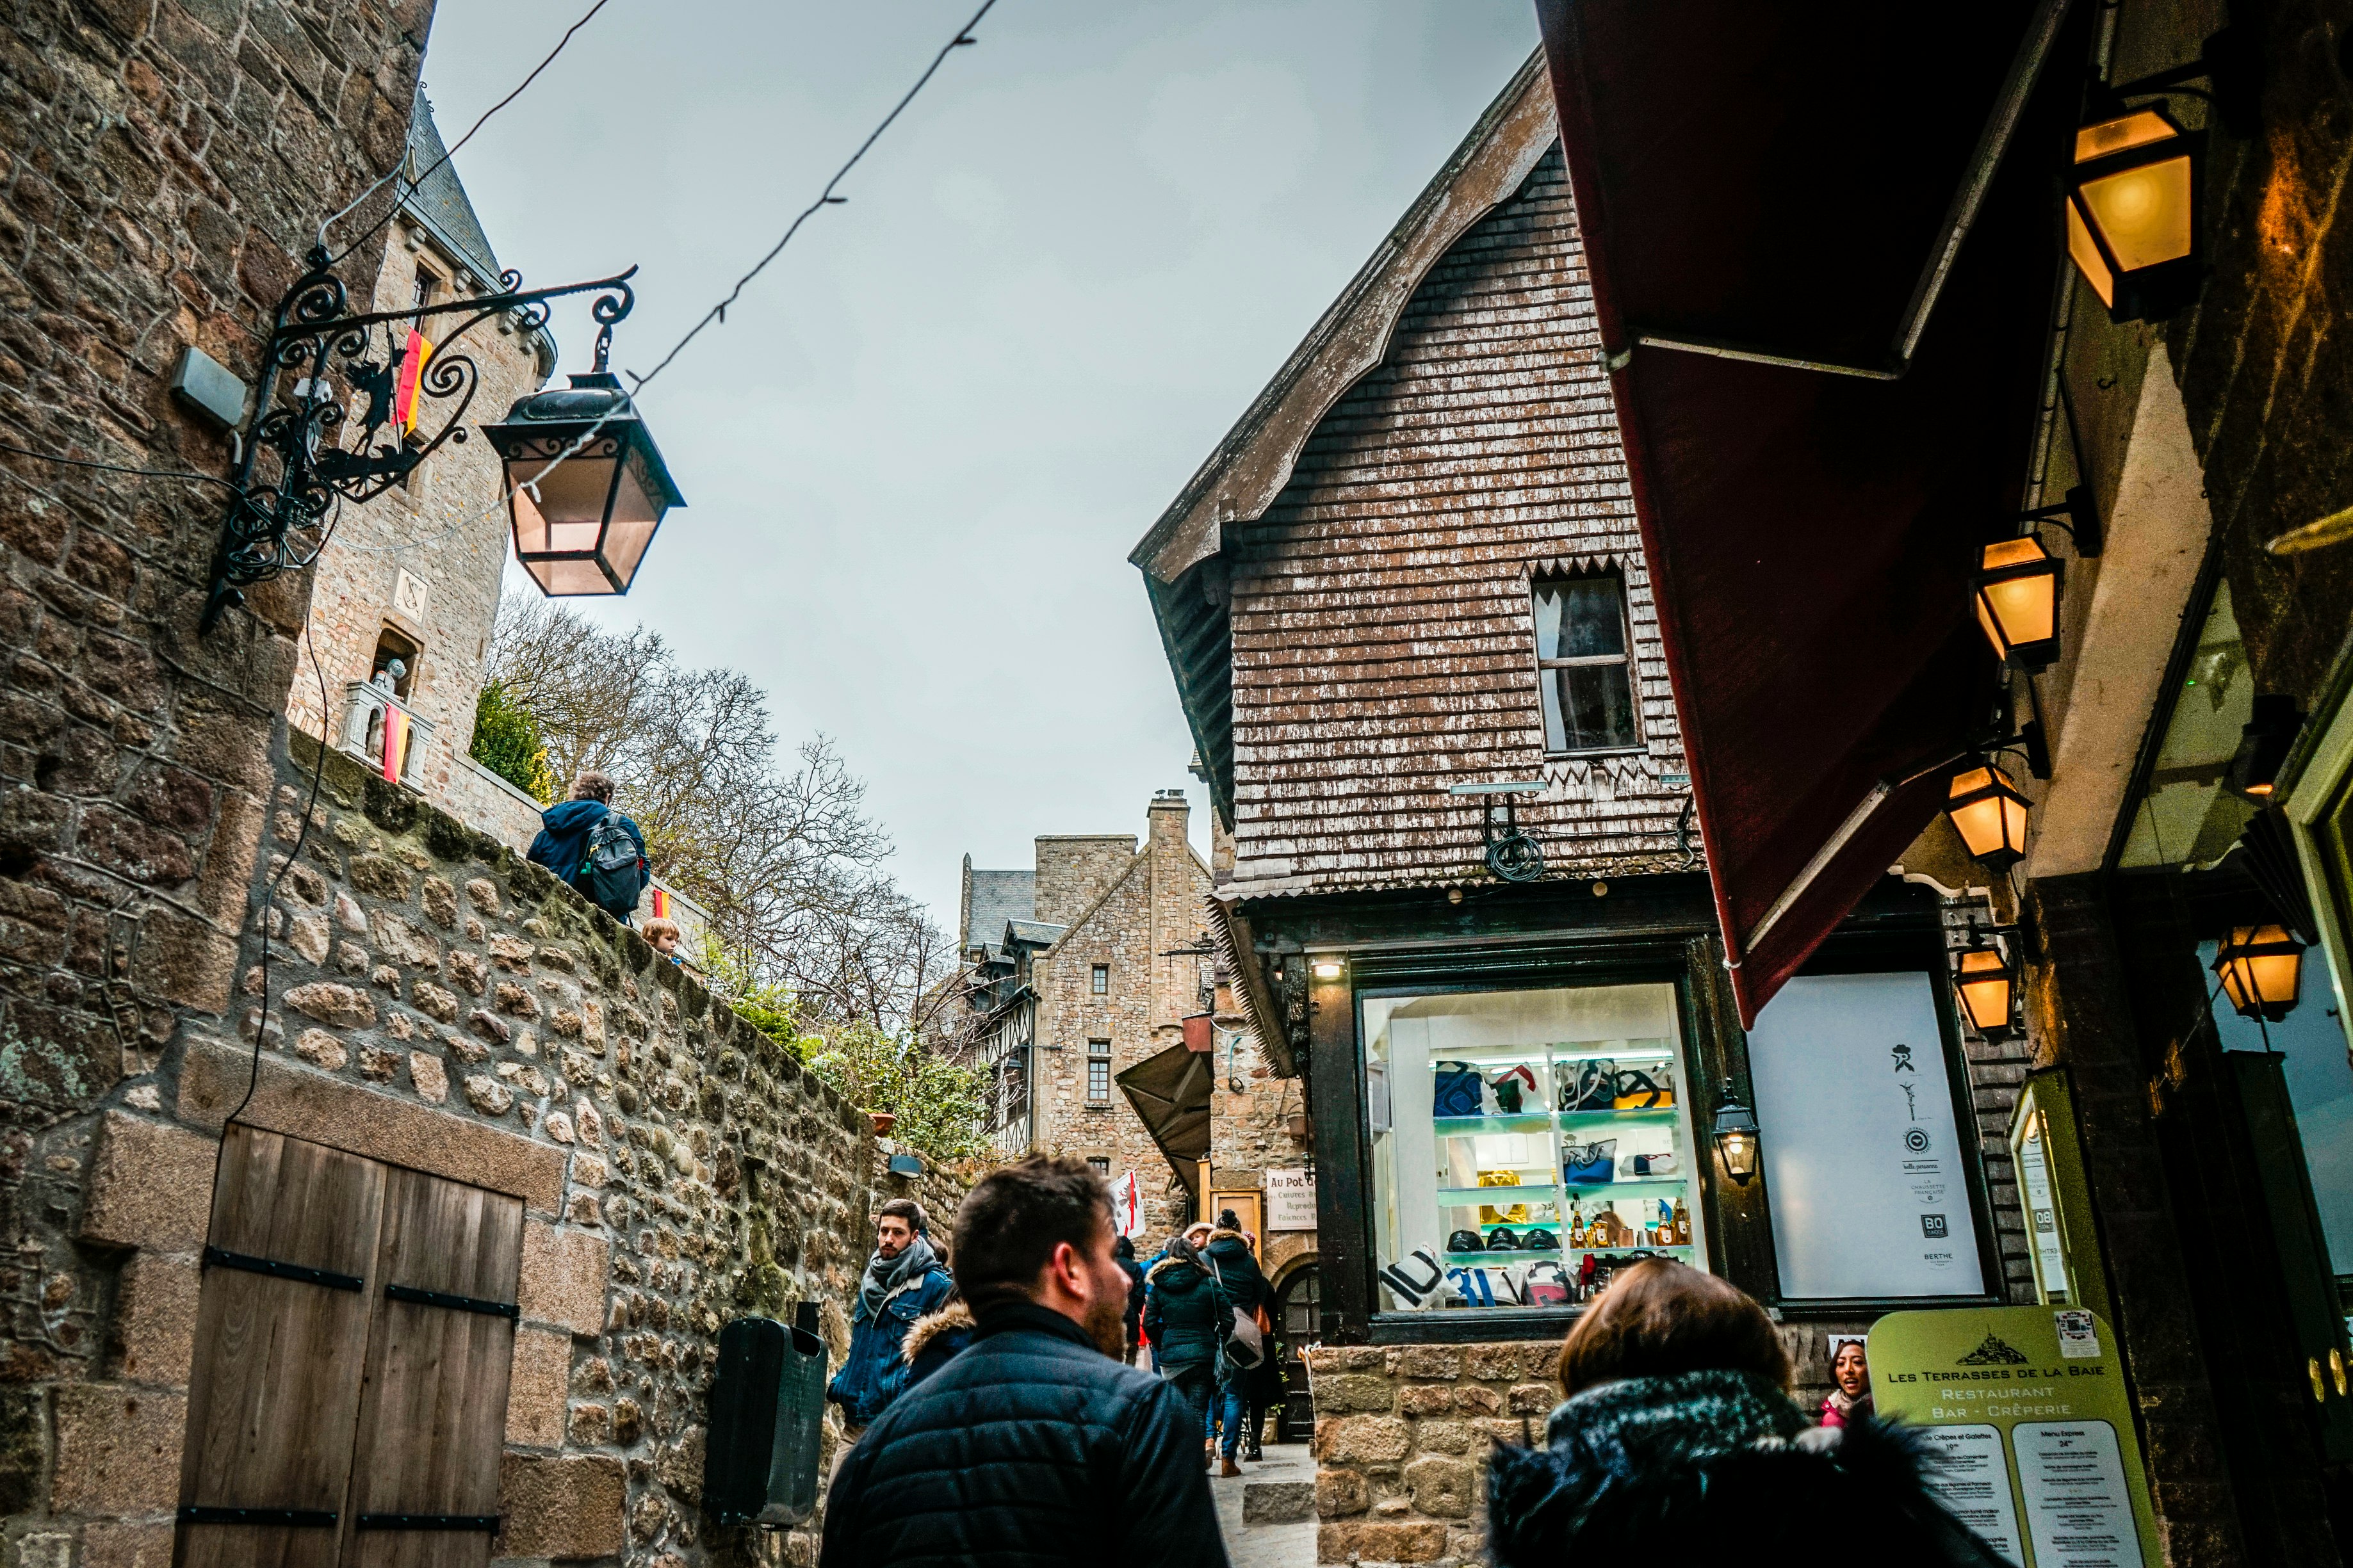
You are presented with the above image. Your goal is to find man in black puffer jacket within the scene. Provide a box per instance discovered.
[820,1155,1227,1568]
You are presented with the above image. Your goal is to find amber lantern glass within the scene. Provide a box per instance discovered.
[2213,923,2305,1023]
[2067,106,2202,322]
[1946,762,2032,872]
[1974,535,2064,671]
[1951,940,2017,1042]
[482,371,685,597]
[1711,1079,1761,1187]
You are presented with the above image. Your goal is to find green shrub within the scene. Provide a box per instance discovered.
[469,679,558,802]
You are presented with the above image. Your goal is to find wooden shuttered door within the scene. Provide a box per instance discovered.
[177,1126,526,1568]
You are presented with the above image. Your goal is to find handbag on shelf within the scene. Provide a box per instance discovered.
[1563,1058,1619,1112]
[1563,1139,1616,1185]
[1476,1169,1529,1225]
[1524,1261,1571,1307]
[1431,1062,1487,1119]
[1609,1068,1674,1110]
[1490,1064,1536,1114]
[1628,1152,1678,1177]
[1445,1265,1522,1308]
[1379,1247,1445,1309]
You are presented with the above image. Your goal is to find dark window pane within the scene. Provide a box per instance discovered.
[1534,578,1627,660]
[1551,663,1638,751]
[1087,1061,1109,1101]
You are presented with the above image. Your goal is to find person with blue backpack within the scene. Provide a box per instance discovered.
[526,769,649,924]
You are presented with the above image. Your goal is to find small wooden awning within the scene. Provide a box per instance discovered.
[1117,1042,1213,1197]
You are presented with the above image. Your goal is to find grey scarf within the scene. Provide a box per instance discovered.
[856,1233,938,1323]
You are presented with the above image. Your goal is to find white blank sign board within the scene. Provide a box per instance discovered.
[1747,971,1984,1299]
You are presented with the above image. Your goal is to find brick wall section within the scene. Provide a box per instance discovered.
[3,727,966,1568]
[282,218,548,804]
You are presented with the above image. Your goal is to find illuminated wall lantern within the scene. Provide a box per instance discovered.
[483,369,686,597]
[1951,935,2018,1043]
[2213,923,2306,1022]
[1973,535,2064,671]
[1946,761,2033,872]
[1310,958,1345,981]
[2226,695,2305,802]
[1711,1079,1760,1187]
[2066,106,2204,323]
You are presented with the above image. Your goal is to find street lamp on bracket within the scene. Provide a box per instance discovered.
[199,246,676,633]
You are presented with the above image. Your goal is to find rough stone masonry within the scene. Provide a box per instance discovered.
[4,728,968,1568]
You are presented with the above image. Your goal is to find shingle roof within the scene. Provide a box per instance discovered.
[1004,919,1066,948]
[402,97,503,286]
[961,869,1035,952]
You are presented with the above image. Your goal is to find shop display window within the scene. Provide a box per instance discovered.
[1363,982,1707,1314]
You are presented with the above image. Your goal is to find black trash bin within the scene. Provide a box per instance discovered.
[704,1315,829,1526]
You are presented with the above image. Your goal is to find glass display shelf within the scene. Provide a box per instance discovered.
[1556,1107,1679,1128]
[1559,1179,1687,1202]
[1430,1113,1555,1135]
[1440,1248,1570,1263]
[1561,1245,1695,1258]
[1434,1186,1563,1206]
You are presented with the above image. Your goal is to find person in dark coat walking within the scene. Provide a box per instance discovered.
[820,1155,1226,1568]
[525,769,649,923]
[900,1299,975,1391]
[1114,1233,1146,1365]
[1141,1235,1223,1446]
[1201,1216,1267,1475]
[825,1199,954,1434]
[1486,1259,2007,1568]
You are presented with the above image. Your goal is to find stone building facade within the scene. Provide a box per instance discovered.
[6,727,961,1567]
[957,793,1235,1240]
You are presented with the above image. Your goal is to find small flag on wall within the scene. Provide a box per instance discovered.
[649,888,671,921]
[393,330,435,434]
[379,706,409,784]
[1113,1170,1144,1238]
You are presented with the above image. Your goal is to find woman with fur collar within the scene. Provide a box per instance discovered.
[1488,1261,2007,1568]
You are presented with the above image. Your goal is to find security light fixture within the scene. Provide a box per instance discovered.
[1711,1080,1760,1187]
[2067,104,2203,323]
[1310,958,1344,981]
[1946,760,2032,872]
[2226,695,2305,802]
[482,296,685,598]
[1951,935,2018,1043]
[2213,923,2305,1023]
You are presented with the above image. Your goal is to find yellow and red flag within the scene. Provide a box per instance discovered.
[379,706,410,784]
[649,888,671,921]
[393,330,435,434]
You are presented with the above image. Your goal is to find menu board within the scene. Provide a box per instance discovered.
[1871,1307,2162,1568]
[1746,971,1984,1298]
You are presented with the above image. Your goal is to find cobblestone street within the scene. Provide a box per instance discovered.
[1212,1443,1317,1568]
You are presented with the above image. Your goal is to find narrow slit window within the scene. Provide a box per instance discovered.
[1533,574,1639,754]
[1087,1039,1111,1103]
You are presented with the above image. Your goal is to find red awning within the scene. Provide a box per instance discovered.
[1534,0,2090,1023]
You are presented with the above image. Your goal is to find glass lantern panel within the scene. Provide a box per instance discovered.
[2074,109,2178,163]
[508,451,619,552]
[1978,570,2057,654]
[599,459,665,587]
[2080,155,2195,273]
[2066,198,2117,307]
[523,556,623,596]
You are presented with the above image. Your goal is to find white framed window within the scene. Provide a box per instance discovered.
[1531,574,1640,754]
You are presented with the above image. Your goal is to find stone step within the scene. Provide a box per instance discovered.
[1241,1480,1315,1524]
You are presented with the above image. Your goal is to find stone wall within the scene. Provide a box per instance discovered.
[1029,796,1212,1241]
[3,727,967,1567]
[1206,1014,1314,1282]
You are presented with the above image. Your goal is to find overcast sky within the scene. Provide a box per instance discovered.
[418,1,1541,941]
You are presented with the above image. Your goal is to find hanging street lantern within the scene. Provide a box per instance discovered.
[2213,923,2306,1023]
[1951,935,2018,1043]
[1973,534,2064,671]
[2226,695,2305,802]
[2066,105,2203,323]
[1711,1079,1760,1188]
[1946,760,2033,872]
[482,297,685,597]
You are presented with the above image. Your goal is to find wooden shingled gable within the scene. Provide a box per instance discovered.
[1134,50,1691,897]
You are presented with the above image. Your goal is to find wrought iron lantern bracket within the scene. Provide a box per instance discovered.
[200,247,640,633]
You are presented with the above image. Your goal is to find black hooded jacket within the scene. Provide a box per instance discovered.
[818,1301,1227,1568]
[1487,1368,2010,1568]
